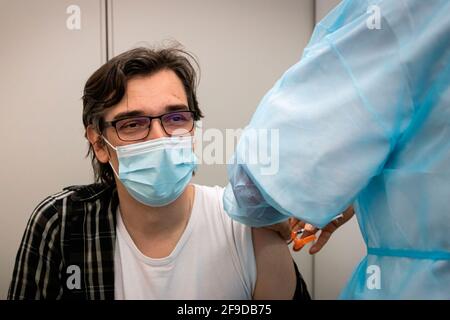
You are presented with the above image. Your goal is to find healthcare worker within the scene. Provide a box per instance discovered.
[224,0,450,299]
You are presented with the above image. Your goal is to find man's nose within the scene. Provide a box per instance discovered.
[147,119,168,140]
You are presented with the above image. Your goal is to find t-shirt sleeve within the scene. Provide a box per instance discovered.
[214,186,257,296]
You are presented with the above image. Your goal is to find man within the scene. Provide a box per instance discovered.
[8,47,309,300]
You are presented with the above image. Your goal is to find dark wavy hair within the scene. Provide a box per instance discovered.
[82,46,203,185]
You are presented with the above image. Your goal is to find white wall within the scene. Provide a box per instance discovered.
[315,0,342,21]
[0,0,105,299]
[0,0,315,299]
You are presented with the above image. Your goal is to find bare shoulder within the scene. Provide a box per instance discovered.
[252,228,296,299]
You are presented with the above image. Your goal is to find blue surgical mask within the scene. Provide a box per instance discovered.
[103,136,197,207]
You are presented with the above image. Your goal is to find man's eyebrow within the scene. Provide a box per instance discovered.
[111,110,145,121]
[110,104,189,121]
[164,104,189,112]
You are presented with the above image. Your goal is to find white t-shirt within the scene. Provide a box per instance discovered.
[114,184,257,299]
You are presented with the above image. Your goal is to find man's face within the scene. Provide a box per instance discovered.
[94,69,192,172]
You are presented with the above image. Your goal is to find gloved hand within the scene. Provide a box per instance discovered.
[266,206,355,254]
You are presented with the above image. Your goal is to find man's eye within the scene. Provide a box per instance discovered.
[119,120,146,129]
[166,113,188,122]
[125,122,139,128]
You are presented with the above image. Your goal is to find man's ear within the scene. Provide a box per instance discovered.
[86,125,110,164]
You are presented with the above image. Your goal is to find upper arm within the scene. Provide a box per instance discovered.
[251,227,296,300]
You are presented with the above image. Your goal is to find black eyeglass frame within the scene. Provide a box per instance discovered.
[102,110,196,141]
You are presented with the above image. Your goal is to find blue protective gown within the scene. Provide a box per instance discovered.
[223,0,450,299]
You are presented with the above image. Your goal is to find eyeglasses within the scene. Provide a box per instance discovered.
[103,110,196,141]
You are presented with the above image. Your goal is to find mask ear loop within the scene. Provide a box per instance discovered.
[102,136,120,178]
[102,135,117,151]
